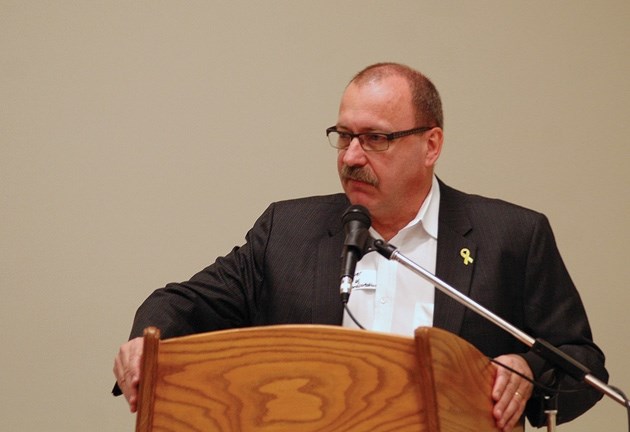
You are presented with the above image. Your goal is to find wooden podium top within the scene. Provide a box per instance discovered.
[136,325,520,432]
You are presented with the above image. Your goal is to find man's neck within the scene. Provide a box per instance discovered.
[372,215,416,242]
[369,177,436,242]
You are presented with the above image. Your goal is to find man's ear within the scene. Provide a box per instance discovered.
[424,127,444,167]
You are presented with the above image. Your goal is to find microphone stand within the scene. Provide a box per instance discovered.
[370,238,628,430]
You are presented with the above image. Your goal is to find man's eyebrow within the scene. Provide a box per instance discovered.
[335,125,385,133]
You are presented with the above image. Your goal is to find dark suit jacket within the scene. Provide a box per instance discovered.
[126,180,607,426]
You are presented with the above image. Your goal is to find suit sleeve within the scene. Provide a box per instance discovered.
[519,214,608,426]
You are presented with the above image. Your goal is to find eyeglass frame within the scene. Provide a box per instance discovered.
[325,125,435,152]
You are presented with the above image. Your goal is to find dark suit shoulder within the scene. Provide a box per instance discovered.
[439,180,547,230]
[441,181,541,215]
[271,193,349,210]
[254,193,349,240]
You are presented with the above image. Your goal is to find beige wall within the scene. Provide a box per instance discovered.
[1,1,628,430]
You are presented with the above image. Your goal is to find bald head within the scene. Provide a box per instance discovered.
[349,63,443,129]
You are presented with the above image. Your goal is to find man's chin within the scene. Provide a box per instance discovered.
[344,188,375,209]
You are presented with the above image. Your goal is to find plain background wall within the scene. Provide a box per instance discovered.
[1,1,628,430]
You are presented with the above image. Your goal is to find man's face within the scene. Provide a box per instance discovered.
[336,75,442,226]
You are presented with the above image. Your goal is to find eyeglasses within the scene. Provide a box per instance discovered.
[326,126,434,152]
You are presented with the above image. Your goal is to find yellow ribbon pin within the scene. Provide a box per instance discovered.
[460,248,474,265]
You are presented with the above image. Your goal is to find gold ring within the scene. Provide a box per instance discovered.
[514,391,522,399]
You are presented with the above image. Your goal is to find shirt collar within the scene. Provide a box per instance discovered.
[400,174,440,239]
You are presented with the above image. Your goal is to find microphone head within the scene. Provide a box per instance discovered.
[341,205,373,259]
[339,205,372,304]
[342,204,371,230]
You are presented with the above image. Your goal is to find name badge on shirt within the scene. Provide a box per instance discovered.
[351,270,377,291]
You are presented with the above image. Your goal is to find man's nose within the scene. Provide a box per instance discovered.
[341,137,367,166]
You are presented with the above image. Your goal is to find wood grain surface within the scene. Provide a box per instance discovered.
[136,325,514,432]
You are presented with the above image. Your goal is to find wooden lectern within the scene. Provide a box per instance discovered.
[136,325,522,431]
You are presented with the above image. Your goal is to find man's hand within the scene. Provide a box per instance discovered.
[113,337,144,413]
[492,354,534,432]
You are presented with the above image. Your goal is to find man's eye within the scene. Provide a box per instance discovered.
[338,132,353,140]
[365,134,386,143]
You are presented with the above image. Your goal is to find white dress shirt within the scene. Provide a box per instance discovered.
[342,175,440,337]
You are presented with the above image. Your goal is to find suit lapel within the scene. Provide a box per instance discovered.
[434,181,477,335]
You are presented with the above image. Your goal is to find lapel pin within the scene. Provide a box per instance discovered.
[460,248,474,265]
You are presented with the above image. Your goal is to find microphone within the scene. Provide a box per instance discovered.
[339,205,372,304]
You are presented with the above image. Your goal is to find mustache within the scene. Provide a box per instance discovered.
[340,165,379,187]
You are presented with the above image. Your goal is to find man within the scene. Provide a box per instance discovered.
[114,63,607,431]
